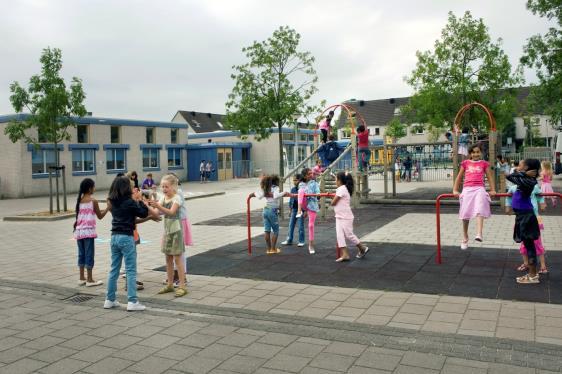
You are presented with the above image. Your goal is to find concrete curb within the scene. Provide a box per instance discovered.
[361,198,500,206]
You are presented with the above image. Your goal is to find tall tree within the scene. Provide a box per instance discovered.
[5,47,87,212]
[521,0,562,127]
[403,11,523,138]
[226,26,320,177]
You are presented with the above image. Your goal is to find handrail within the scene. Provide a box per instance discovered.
[247,192,336,255]
[282,147,320,183]
[435,192,562,264]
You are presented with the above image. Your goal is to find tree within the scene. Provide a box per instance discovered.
[384,118,408,142]
[403,11,523,139]
[225,26,320,177]
[521,0,562,127]
[5,47,87,212]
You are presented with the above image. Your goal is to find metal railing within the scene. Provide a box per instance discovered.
[232,160,253,178]
[435,192,562,264]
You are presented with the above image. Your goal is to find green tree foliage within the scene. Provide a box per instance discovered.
[521,0,562,126]
[384,118,407,141]
[403,11,523,138]
[225,26,321,177]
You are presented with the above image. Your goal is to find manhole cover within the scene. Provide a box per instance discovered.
[64,294,94,303]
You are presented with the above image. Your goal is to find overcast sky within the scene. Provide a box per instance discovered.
[0,0,552,122]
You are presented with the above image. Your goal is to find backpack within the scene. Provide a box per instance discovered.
[326,142,339,163]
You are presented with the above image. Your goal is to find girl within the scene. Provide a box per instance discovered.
[128,171,139,190]
[149,175,189,297]
[73,178,109,287]
[506,159,542,284]
[453,144,496,250]
[506,176,548,275]
[357,125,371,172]
[312,159,324,179]
[298,167,320,254]
[332,172,369,262]
[104,176,157,311]
[251,175,289,254]
[281,173,305,247]
[540,160,556,207]
[318,111,334,144]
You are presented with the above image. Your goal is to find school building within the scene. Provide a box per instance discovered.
[0,114,188,198]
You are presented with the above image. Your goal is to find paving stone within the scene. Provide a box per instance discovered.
[29,345,77,363]
[217,332,260,347]
[354,351,402,371]
[421,321,459,333]
[179,333,222,349]
[433,302,467,314]
[364,305,399,316]
[98,334,142,350]
[323,342,367,357]
[124,324,165,338]
[82,357,134,374]
[22,336,65,350]
[441,363,487,374]
[172,355,222,374]
[348,366,391,374]
[280,342,324,358]
[296,307,331,319]
[400,351,445,370]
[398,303,433,315]
[355,314,392,325]
[138,334,181,349]
[38,357,90,374]
[197,344,242,360]
[459,319,497,332]
[488,363,536,374]
[495,327,534,341]
[217,354,266,373]
[197,324,238,337]
[239,343,284,359]
[258,332,298,347]
[0,336,28,352]
[0,357,48,374]
[392,312,428,325]
[0,346,37,364]
[70,345,114,363]
[113,344,160,362]
[308,352,357,372]
[127,356,177,374]
[394,364,440,374]
[263,353,311,373]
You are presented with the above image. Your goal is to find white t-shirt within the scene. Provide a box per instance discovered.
[334,185,354,220]
[255,185,283,209]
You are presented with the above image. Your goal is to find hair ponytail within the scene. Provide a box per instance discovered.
[336,171,354,196]
[73,178,96,231]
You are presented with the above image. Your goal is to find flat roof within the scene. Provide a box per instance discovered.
[0,114,187,129]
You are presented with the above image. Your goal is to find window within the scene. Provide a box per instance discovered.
[110,126,120,143]
[143,148,159,168]
[106,149,126,171]
[32,149,57,175]
[298,146,306,162]
[72,149,95,173]
[226,151,231,169]
[341,129,351,139]
[77,125,89,143]
[146,128,155,144]
[284,133,294,141]
[300,134,308,142]
[167,148,182,168]
[413,125,425,135]
[375,128,380,136]
[171,129,178,144]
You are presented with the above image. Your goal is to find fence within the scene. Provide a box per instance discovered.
[502,150,553,164]
[232,160,253,178]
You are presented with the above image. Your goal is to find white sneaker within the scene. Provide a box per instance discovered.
[460,240,469,251]
[297,242,305,247]
[281,240,292,245]
[295,212,302,218]
[308,246,315,254]
[103,300,120,309]
[127,301,146,312]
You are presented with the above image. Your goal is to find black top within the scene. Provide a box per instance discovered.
[109,198,149,236]
[506,171,537,196]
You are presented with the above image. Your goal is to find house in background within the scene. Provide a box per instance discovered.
[0,114,188,198]
[172,110,318,180]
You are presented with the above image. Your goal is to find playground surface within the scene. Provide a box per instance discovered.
[1,177,562,372]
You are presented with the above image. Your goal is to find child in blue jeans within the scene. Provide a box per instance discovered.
[282,174,305,247]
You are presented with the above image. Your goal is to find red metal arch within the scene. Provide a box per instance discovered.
[314,103,368,136]
[453,102,496,133]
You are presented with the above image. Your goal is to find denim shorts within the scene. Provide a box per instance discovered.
[263,207,279,235]
[77,238,95,269]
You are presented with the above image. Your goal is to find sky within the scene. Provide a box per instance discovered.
[0,0,553,122]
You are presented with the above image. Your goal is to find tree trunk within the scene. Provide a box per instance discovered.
[277,122,285,219]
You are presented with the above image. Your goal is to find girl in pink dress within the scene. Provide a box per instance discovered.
[332,172,369,262]
[540,160,556,207]
[453,145,496,250]
[73,178,109,287]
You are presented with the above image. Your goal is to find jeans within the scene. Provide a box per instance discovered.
[263,207,279,235]
[106,234,138,303]
[358,148,371,170]
[286,209,305,244]
[77,238,95,269]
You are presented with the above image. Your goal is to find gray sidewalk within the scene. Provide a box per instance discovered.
[1,281,561,374]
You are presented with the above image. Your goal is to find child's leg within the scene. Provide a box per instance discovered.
[106,235,125,302]
[286,210,296,243]
[77,239,86,281]
[462,219,469,240]
[335,220,349,261]
[165,255,175,287]
[173,255,186,287]
[264,232,272,251]
[84,238,96,282]
[523,239,538,277]
[539,254,546,270]
[297,190,305,216]
[79,267,86,281]
[308,210,317,252]
[298,214,305,244]
[270,209,280,251]
[476,216,484,238]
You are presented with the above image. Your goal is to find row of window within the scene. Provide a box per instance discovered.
[32,147,184,176]
[73,125,180,145]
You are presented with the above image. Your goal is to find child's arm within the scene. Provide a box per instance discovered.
[330,195,341,206]
[539,202,546,212]
[150,200,180,216]
[92,198,109,219]
[452,167,465,195]
[485,167,497,196]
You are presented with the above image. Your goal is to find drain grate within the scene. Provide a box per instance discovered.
[64,294,94,303]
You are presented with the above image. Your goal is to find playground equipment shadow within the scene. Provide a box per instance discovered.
[157,203,562,304]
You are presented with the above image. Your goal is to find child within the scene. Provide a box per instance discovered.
[298,167,320,254]
[251,175,289,254]
[281,174,305,247]
[318,111,334,144]
[104,176,158,311]
[453,144,496,250]
[506,174,547,275]
[312,159,324,179]
[357,125,371,171]
[332,172,369,262]
[73,178,109,287]
[506,159,543,284]
[149,175,189,297]
[540,160,556,207]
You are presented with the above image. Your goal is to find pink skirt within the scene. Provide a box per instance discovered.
[181,218,193,246]
[459,186,491,220]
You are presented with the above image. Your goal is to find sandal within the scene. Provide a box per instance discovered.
[516,274,539,284]
[335,257,350,263]
[539,267,549,274]
[158,285,175,294]
[517,264,529,272]
[356,246,369,259]
[174,287,188,297]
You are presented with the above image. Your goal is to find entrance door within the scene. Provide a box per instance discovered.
[217,148,225,181]
[216,148,233,180]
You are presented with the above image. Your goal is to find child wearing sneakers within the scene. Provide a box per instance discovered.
[250,174,289,254]
[73,178,109,287]
[281,173,305,247]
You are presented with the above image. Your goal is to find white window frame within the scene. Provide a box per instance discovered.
[72,149,96,173]
[106,148,126,172]
[167,148,182,168]
[143,148,159,169]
